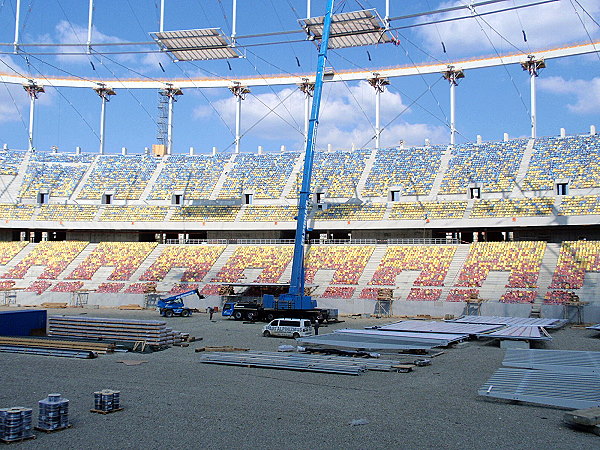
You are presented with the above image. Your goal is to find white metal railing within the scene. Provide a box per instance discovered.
[165,237,461,245]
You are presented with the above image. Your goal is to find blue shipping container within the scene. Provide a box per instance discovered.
[0,310,47,336]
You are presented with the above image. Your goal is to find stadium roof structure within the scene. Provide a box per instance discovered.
[0,41,596,90]
[299,9,392,49]
[150,28,243,61]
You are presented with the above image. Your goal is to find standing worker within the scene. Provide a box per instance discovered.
[208,307,214,320]
[313,319,320,336]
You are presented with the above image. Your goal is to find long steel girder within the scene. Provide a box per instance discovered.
[0,42,597,90]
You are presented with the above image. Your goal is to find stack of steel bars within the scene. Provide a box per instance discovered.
[48,316,182,347]
[199,351,402,375]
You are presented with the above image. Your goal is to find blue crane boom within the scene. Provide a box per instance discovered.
[278,0,335,309]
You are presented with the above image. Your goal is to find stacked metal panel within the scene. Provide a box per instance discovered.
[587,323,600,331]
[49,316,178,346]
[93,390,121,412]
[475,326,552,341]
[378,320,501,335]
[199,351,400,375]
[335,329,467,345]
[450,315,567,329]
[37,393,69,431]
[503,349,600,374]
[479,349,600,409]
[478,367,600,409]
[0,407,33,443]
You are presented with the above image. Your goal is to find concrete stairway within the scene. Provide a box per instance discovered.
[530,243,561,316]
[130,244,166,284]
[0,151,31,203]
[355,149,377,196]
[355,244,387,296]
[280,154,305,199]
[512,138,535,195]
[203,244,238,283]
[210,154,237,200]
[438,244,471,301]
[70,155,99,201]
[429,146,453,198]
[139,159,167,202]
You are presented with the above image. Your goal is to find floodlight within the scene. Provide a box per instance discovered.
[151,28,242,61]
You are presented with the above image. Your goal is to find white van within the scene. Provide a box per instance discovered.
[262,318,313,339]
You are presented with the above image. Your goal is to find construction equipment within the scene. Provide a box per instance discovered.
[157,289,204,317]
[220,283,337,323]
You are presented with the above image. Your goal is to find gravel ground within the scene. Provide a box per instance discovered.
[1,308,599,449]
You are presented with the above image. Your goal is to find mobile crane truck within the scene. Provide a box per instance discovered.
[157,289,204,317]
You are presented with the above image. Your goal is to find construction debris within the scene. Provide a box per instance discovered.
[118,304,144,310]
[195,346,249,352]
[41,302,68,308]
[116,360,148,366]
[564,407,600,436]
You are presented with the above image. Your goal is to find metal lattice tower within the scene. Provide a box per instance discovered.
[156,91,169,145]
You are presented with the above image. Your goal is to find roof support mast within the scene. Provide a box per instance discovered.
[94,85,116,155]
[285,0,335,302]
[521,56,545,139]
[87,0,94,53]
[13,0,21,53]
[442,66,464,146]
[23,82,44,152]
[368,74,390,149]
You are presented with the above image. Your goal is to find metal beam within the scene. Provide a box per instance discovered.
[0,42,595,89]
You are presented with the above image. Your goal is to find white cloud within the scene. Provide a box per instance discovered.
[192,81,445,148]
[417,0,600,56]
[539,76,600,114]
[54,20,131,64]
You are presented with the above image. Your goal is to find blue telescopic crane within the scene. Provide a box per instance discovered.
[276,0,335,310]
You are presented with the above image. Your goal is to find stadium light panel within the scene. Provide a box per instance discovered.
[150,28,242,61]
[299,9,392,49]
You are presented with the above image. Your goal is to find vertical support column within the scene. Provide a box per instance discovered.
[87,0,94,53]
[521,56,545,139]
[442,66,464,146]
[385,0,390,28]
[298,79,315,146]
[160,0,165,32]
[229,83,250,154]
[14,0,21,53]
[23,82,44,152]
[159,85,183,155]
[94,85,116,155]
[368,74,390,150]
[231,0,238,44]
[306,0,311,18]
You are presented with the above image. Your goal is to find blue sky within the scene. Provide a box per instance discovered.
[0,0,597,154]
